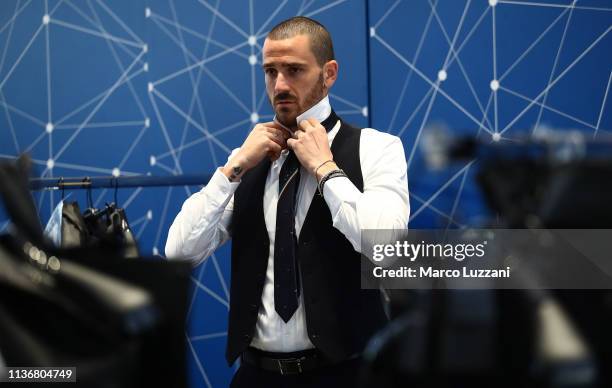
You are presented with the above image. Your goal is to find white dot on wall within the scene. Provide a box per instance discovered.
[142,44,148,53]
[248,55,257,66]
[46,158,54,169]
[248,35,256,46]
[145,117,150,128]
[369,27,376,37]
[149,155,156,166]
[145,7,151,18]
[489,0,498,7]
[42,14,50,25]
[492,133,501,142]
[146,210,153,220]
[112,168,120,177]
[361,106,368,117]
[152,247,159,255]
[143,62,149,72]
[250,112,259,123]
[45,122,54,133]
[437,69,447,82]
[148,82,154,92]
[490,79,500,91]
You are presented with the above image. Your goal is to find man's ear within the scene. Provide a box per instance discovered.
[323,60,338,89]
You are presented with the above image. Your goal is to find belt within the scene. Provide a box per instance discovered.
[241,347,332,375]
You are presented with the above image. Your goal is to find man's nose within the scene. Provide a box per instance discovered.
[274,72,290,94]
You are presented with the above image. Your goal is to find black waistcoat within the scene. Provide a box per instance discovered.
[226,117,388,365]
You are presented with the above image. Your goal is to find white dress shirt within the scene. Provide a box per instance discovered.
[165,95,410,352]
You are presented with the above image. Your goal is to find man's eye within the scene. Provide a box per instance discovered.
[289,67,301,74]
[265,68,276,76]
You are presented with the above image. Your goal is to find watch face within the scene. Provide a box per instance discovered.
[232,166,242,175]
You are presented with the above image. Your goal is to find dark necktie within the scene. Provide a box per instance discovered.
[273,110,339,323]
[274,150,301,323]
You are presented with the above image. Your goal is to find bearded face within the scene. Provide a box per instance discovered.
[262,34,332,131]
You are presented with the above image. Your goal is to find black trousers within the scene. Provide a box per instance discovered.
[229,355,362,388]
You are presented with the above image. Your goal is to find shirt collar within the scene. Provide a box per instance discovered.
[296,95,331,125]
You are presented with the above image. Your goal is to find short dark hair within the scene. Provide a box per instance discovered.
[267,16,335,67]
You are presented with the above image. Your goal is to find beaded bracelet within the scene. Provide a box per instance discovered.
[317,168,347,196]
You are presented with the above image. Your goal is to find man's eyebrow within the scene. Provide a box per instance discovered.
[262,62,306,68]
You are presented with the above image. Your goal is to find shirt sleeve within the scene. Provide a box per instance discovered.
[322,129,410,253]
[165,149,241,265]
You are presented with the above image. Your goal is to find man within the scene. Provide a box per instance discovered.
[166,16,409,387]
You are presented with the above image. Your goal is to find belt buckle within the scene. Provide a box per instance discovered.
[277,357,303,375]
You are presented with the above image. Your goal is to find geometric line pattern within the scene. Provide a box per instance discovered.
[0,1,610,386]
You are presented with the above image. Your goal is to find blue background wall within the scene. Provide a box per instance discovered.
[0,1,610,387]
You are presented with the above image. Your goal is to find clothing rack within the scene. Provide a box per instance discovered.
[29,174,212,191]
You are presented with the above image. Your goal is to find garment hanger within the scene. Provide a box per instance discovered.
[113,176,119,207]
[82,177,94,218]
[58,176,65,201]
[110,177,122,232]
[85,177,93,210]
[107,177,139,257]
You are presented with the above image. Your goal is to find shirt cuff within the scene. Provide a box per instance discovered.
[322,176,361,216]
[202,168,240,208]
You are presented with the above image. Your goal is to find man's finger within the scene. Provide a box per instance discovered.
[265,127,288,146]
[270,120,294,136]
[306,118,321,128]
[298,119,314,131]
[293,130,306,140]
[305,118,324,133]
[280,129,291,140]
[271,122,293,138]
[287,138,297,150]
[265,120,290,134]
[268,140,282,155]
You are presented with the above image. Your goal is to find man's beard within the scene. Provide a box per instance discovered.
[272,72,325,129]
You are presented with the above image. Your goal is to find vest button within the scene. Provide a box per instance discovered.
[243,334,251,342]
[312,333,319,339]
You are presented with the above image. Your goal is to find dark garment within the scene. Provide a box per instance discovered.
[226,112,388,365]
[61,201,139,257]
[62,201,88,247]
[230,355,363,388]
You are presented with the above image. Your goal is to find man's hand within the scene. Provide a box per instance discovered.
[287,118,336,179]
[222,122,289,181]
